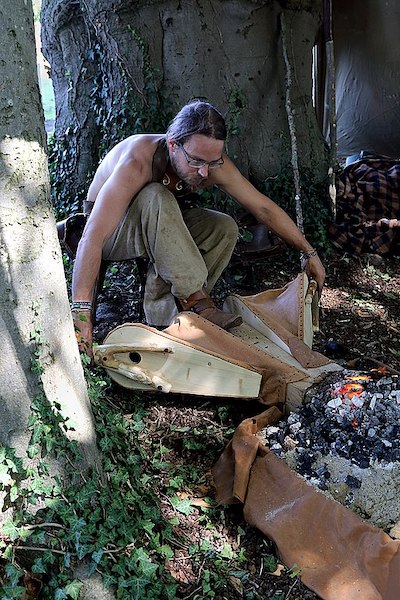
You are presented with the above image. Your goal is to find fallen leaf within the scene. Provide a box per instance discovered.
[176,491,214,508]
[190,498,214,508]
[388,347,400,356]
[389,325,400,334]
[229,575,243,595]
[23,573,43,599]
[194,484,210,496]
[355,309,372,318]
[271,563,285,576]
[176,491,189,499]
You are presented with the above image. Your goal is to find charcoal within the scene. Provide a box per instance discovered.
[258,370,400,530]
[353,454,371,469]
[315,464,330,478]
[270,443,283,455]
[345,475,362,488]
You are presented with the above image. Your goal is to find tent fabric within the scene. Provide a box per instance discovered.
[212,408,400,600]
[328,157,400,255]
[333,0,400,159]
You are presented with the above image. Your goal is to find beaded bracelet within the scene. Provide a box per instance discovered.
[300,249,318,261]
[300,249,318,271]
[71,301,92,311]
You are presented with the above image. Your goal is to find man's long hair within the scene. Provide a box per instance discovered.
[166,100,227,143]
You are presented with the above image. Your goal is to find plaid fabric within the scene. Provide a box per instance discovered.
[329,157,400,255]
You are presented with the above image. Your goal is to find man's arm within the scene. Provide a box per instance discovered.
[212,157,326,291]
[72,155,150,356]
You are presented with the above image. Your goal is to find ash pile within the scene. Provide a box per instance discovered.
[258,370,400,535]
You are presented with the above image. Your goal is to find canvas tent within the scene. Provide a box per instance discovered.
[332,0,400,160]
[317,0,400,256]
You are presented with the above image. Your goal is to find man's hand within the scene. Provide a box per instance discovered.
[72,308,94,361]
[304,254,326,296]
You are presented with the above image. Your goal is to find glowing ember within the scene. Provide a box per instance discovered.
[326,375,373,412]
[345,375,372,382]
[335,382,364,399]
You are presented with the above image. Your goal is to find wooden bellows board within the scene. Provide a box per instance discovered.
[94,273,342,411]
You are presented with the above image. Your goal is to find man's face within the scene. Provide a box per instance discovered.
[168,134,224,188]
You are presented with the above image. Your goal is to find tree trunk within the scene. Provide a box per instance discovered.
[0,0,100,498]
[40,0,328,210]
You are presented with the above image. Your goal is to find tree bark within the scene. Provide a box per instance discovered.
[0,0,100,492]
[41,0,328,209]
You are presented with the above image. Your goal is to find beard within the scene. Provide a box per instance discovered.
[170,154,207,189]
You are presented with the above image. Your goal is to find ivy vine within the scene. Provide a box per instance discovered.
[48,31,173,219]
[0,363,179,599]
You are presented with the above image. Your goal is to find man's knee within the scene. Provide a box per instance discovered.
[208,211,239,246]
[221,213,239,240]
[135,183,177,213]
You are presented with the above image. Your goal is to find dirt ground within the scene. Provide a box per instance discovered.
[96,249,400,375]
[92,247,399,599]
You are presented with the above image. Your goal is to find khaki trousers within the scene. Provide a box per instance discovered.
[102,183,239,326]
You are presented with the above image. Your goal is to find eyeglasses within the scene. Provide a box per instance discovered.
[178,143,224,169]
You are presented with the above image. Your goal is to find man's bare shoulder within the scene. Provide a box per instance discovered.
[107,133,164,167]
[87,134,165,202]
[119,133,164,152]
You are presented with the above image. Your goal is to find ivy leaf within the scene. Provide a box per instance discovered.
[9,485,19,503]
[76,544,89,560]
[123,577,150,600]
[131,548,158,578]
[0,464,12,486]
[139,561,158,579]
[2,519,20,541]
[263,553,278,572]
[0,586,27,599]
[5,458,21,473]
[92,548,104,563]
[170,496,193,515]
[64,552,72,568]
[32,557,47,574]
[5,563,23,586]
[64,580,83,599]
[141,520,155,535]
[27,444,39,459]
[220,543,235,559]
[158,544,174,560]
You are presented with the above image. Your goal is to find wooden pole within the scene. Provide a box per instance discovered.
[323,0,337,219]
[280,11,304,235]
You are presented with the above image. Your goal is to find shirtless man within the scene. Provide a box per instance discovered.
[72,100,325,357]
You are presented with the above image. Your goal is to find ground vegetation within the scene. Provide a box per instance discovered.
[8,246,393,600]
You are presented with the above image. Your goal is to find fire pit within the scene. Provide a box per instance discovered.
[258,369,400,535]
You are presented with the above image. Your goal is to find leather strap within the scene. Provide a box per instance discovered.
[191,297,216,313]
[151,137,169,183]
